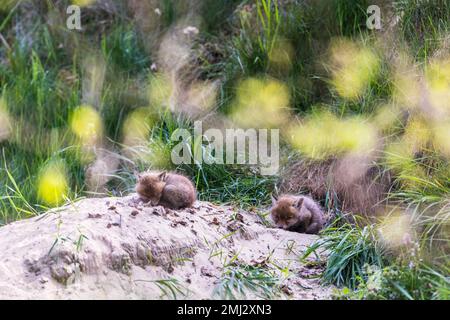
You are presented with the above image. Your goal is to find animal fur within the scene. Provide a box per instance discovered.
[278,155,391,218]
[270,194,325,234]
[136,171,196,209]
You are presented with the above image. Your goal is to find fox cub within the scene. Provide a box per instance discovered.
[136,171,197,209]
[270,194,325,234]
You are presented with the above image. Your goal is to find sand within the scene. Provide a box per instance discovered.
[0,194,332,300]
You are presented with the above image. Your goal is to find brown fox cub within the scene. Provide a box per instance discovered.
[136,171,197,209]
[270,195,325,234]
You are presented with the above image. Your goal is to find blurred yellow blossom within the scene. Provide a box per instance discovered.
[0,97,12,142]
[269,39,294,73]
[146,139,173,169]
[329,39,380,100]
[230,78,290,128]
[403,117,432,152]
[37,161,69,206]
[372,103,402,134]
[184,81,218,114]
[378,211,415,249]
[148,73,175,110]
[70,105,103,146]
[0,0,17,11]
[392,70,421,110]
[288,111,377,159]
[72,0,96,7]
[432,121,450,157]
[384,142,427,191]
[122,107,155,146]
[426,58,450,116]
[384,142,414,171]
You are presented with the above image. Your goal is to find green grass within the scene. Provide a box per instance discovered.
[333,261,450,300]
[304,217,449,300]
[384,152,450,260]
[303,219,386,289]
[394,0,450,61]
[135,278,190,300]
[214,263,282,299]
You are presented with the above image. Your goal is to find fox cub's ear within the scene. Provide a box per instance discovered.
[294,197,304,209]
[271,195,278,207]
[158,171,168,182]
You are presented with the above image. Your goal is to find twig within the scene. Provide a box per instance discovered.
[0,32,11,51]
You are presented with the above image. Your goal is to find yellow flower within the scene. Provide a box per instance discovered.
[0,96,12,142]
[72,0,96,7]
[122,107,155,146]
[329,39,380,100]
[148,73,174,110]
[37,161,69,206]
[70,105,103,146]
[426,58,450,115]
[378,212,414,249]
[288,111,377,159]
[230,78,290,128]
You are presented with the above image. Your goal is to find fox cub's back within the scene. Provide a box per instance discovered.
[136,171,196,209]
[270,194,325,234]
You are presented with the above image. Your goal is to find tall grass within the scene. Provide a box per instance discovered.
[214,263,281,299]
[303,220,386,289]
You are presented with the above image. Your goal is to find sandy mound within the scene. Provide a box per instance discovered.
[0,195,332,300]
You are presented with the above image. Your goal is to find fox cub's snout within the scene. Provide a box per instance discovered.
[270,195,325,234]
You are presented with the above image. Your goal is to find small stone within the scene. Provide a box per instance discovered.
[131,210,139,217]
[200,266,214,277]
[281,284,293,296]
[39,277,49,284]
[111,215,122,227]
[295,279,314,290]
[235,213,244,223]
[153,207,165,216]
[226,221,240,232]
[211,217,220,225]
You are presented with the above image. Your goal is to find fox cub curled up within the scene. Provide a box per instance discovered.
[136,171,196,209]
[270,195,325,234]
